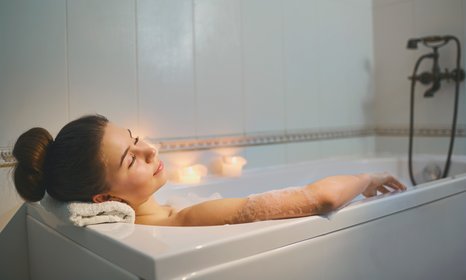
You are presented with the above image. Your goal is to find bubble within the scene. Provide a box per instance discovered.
[228,186,318,224]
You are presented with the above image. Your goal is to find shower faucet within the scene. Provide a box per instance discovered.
[407,35,465,97]
[406,35,464,185]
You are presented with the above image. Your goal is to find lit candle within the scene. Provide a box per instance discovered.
[221,156,247,177]
[177,164,207,184]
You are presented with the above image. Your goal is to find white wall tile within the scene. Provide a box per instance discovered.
[194,0,243,136]
[344,4,375,127]
[353,136,377,155]
[318,1,355,128]
[313,1,373,129]
[413,137,451,155]
[332,0,372,9]
[283,0,322,131]
[375,136,466,156]
[453,138,466,155]
[67,0,138,129]
[374,1,415,127]
[373,0,412,8]
[284,0,374,131]
[0,0,68,146]
[137,0,196,139]
[319,139,347,158]
[241,0,285,134]
[319,137,375,159]
[413,0,463,39]
[286,141,322,163]
[375,136,407,155]
[244,144,287,169]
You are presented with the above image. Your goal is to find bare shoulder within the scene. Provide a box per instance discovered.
[135,205,182,226]
[135,198,248,226]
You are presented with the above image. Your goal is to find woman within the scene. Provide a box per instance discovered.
[13,115,406,226]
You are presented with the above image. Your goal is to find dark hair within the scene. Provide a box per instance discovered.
[12,115,109,202]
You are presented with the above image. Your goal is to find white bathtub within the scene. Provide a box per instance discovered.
[26,155,466,280]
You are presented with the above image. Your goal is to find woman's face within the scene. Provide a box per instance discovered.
[99,123,167,206]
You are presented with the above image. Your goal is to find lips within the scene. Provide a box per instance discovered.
[154,160,164,176]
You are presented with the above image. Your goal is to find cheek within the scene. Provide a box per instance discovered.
[125,175,148,191]
[126,166,154,189]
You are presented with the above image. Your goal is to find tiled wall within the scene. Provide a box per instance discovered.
[373,0,466,154]
[0,0,374,145]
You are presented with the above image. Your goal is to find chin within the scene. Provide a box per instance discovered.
[154,174,168,192]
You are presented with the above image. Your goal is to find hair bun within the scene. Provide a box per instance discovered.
[13,127,53,202]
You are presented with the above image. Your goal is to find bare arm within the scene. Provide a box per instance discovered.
[142,173,406,226]
[309,172,406,211]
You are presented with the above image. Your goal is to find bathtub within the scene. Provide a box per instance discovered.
[26,155,466,280]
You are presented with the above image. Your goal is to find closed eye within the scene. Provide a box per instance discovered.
[128,137,139,168]
[128,154,136,168]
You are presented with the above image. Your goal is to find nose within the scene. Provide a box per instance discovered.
[143,142,157,163]
[147,142,160,157]
[135,141,157,163]
[146,148,156,163]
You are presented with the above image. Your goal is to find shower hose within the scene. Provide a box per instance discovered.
[408,37,462,185]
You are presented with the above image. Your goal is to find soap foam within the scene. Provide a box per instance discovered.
[228,186,319,224]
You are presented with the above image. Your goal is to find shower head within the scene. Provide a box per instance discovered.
[407,36,450,49]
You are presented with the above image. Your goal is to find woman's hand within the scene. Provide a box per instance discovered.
[362,172,407,197]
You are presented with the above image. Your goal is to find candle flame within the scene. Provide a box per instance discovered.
[222,156,247,166]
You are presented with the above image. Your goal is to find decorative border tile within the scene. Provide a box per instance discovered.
[1,125,465,167]
[375,126,466,137]
[152,127,375,153]
[0,149,15,168]
[153,125,465,153]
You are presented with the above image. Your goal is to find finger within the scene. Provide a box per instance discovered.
[383,182,399,190]
[389,179,407,190]
[385,181,406,191]
[363,189,377,198]
[397,180,408,191]
[378,185,390,194]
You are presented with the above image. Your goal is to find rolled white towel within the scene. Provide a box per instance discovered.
[40,195,135,227]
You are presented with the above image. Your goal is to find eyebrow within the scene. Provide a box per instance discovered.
[119,129,132,168]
